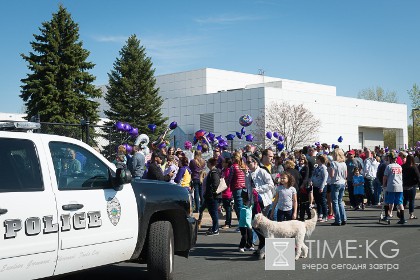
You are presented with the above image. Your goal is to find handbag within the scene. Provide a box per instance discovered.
[216,177,228,194]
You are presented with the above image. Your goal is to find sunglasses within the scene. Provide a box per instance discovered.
[246,161,255,164]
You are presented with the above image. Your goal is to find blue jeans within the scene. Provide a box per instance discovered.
[364,178,375,205]
[192,179,202,213]
[373,178,382,205]
[331,184,347,224]
[347,181,356,208]
[207,198,219,233]
[314,187,327,219]
[232,189,243,222]
[277,209,293,221]
[222,198,232,226]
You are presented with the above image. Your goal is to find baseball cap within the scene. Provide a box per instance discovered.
[388,151,397,159]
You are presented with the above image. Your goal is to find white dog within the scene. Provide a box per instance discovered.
[252,209,317,260]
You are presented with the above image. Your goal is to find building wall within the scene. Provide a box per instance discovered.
[158,68,408,150]
[0,113,26,121]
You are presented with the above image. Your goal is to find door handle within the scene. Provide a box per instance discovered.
[62,204,84,211]
[0,208,8,215]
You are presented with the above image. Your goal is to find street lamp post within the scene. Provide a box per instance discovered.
[413,108,420,148]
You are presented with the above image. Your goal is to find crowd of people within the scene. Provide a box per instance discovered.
[113,139,420,259]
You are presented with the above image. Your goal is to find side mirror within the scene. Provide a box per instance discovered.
[114,168,132,191]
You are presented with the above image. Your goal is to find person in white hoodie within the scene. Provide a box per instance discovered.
[363,149,380,206]
[245,155,275,215]
[244,154,275,260]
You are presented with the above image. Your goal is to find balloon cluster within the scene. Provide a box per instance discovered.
[115,121,141,154]
[238,115,254,142]
[194,129,229,150]
[265,131,285,151]
[115,121,139,137]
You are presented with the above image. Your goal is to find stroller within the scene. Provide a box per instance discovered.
[378,189,390,225]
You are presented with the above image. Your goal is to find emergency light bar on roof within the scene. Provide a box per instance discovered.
[0,121,40,131]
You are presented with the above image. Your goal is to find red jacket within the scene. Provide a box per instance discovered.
[229,163,246,191]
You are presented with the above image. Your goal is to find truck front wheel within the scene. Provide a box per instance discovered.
[147,220,174,280]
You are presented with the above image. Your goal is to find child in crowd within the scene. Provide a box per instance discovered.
[353,167,365,210]
[221,158,233,229]
[164,155,178,184]
[270,172,297,221]
[238,191,254,252]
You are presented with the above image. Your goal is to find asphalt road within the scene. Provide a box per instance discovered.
[58,204,420,280]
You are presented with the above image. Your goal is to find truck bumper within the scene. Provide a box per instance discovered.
[187,215,198,247]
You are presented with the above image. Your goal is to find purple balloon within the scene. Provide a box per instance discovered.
[148,124,156,133]
[130,127,139,137]
[123,123,132,132]
[197,144,202,151]
[278,135,285,141]
[193,136,198,145]
[218,140,228,147]
[277,142,284,151]
[236,132,243,139]
[169,121,177,130]
[266,131,272,139]
[417,141,420,147]
[216,135,224,142]
[241,127,246,135]
[158,142,166,149]
[273,132,279,139]
[226,134,235,140]
[207,132,215,142]
[245,134,254,142]
[123,143,132,154]
[332,144,336,149]
[338,136,343,143]
[239,114,253,127]
[184,141,192,149]
[115,121,124,131]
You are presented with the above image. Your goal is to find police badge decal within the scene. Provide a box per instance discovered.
[107,197,121,226]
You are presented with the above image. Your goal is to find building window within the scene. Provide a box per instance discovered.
[359,132,364,148]
[200,113,214,133]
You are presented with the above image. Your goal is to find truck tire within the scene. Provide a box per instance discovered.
[147,220,174,280]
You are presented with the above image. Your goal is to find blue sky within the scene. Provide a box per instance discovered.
[1,0,419,118]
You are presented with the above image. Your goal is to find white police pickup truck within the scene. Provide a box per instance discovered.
[0,122,197,280]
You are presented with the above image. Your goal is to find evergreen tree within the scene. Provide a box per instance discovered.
[105,34,167,151]
[20,5,100,127]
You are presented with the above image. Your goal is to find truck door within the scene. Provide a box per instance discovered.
[0,136,58,280]
[46,140,138,275]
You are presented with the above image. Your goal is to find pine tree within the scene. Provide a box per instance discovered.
[105,34,167,150]
[20,5,100,127]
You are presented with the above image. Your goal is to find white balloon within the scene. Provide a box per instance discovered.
[134,133,150,147]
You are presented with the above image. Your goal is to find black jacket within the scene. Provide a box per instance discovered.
[402,163,420,187]
[146,162,170,182]
[204,168,221,199]
[297,165,310,188]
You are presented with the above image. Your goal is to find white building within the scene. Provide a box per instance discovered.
[156,68,408,150]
